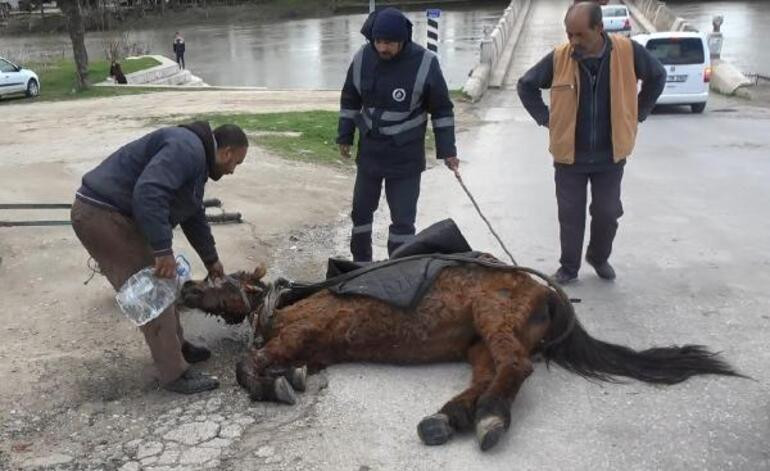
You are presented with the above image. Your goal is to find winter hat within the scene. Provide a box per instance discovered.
[372,8,411,42]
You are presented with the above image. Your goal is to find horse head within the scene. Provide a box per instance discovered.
[180,264,268,325]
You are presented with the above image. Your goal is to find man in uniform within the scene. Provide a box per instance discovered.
[337,7,459,262]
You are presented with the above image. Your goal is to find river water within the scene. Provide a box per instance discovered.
[1,4,505,89]
[666,0,770,75]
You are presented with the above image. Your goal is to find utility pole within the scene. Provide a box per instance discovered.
[369,0,375,13]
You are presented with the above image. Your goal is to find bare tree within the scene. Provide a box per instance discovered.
[59,0,90,89]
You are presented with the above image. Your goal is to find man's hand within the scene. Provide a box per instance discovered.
[154,255,177,279]
[444,156,460,172]
[206,260,225,281]
[339,144,352,159]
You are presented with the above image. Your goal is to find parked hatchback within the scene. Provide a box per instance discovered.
[0,56,40,100]
[601,5,631,36]
[633,32,710,113]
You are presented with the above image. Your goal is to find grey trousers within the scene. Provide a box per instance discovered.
[350,170,421,261]
[71,199,189,384]
[554,165,624,276]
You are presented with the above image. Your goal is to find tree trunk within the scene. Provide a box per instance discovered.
[59,0,89,90]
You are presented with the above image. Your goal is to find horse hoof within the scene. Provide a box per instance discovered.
[476,416,505,451]
[417,413,453,446]
[274,377,297,405]
[288,365,307,392]
[235,360,249,388]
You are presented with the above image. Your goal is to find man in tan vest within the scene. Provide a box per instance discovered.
[517,2,665,284]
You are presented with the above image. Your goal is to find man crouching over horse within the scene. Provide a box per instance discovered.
[72,122,249,395]
[180,243,743,451]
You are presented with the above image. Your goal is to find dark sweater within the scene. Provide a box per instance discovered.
[77,122,219,264]
[337,9,456,178]
[517,34,666,172]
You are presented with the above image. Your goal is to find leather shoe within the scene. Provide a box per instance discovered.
[163,369,219,394]
[551,268,578,285]
[182,341,211,364]
[586,256,616,280]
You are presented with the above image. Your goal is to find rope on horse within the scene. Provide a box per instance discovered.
[451,169,577,351]
[453,170,518,266]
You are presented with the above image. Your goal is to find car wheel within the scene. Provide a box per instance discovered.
[691,103,706,114]
[25,79,39,98]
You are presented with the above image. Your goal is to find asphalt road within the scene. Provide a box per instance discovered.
[289,1,770,469]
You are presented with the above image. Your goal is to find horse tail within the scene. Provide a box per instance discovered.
[540,291,745,384]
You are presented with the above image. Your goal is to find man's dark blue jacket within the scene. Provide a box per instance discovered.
[336,9,456,178]
[77,121,219,264]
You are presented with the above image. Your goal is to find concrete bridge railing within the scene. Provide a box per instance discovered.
[624,0,698,33]
[462,0,530,102]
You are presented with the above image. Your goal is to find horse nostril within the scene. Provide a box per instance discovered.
[181,283,204,300]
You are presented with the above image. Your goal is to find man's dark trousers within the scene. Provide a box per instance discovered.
[555,165,624,276]
[350,169,421,262]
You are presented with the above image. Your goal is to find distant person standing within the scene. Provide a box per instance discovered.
[173,32,186,69]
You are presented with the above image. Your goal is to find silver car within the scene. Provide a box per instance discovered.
[0,56,40,99]
[601,5,632,37]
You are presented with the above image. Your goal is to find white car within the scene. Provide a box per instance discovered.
[601,5,631,37]
[0,56,40,99]
[633,32,710,113]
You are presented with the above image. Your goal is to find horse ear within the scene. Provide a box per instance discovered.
[244,284,264,294]
[253,263,267,280]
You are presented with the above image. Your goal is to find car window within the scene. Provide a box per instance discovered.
[0,59,17,73]
[646,38,705,65]
[602,7,628,17]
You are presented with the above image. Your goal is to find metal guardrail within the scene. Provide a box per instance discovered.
[746,73,770,85]
[0,198,242,227]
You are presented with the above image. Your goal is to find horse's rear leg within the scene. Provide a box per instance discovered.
[417,341,495,446]
[471,295,547,451]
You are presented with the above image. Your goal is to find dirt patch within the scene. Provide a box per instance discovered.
[0,90,351,469]
[0,89,478,470]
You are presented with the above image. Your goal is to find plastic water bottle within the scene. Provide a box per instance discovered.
[175,254,192,289]
[115,254,192,326]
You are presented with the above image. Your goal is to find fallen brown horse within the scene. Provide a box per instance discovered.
[181,259,742,451]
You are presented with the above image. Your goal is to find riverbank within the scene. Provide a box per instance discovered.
[0,0,507,36]
[12,56,162,102]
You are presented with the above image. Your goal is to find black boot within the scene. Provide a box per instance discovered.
[586,256,616,280]
[182,341,211,364]
[163,369,219,394]
[551,267,578,285]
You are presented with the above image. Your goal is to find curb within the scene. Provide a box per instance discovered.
[462,0,531,103]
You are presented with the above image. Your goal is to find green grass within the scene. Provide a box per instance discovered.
[13,56,163,102]
[191,111,350,166]
[450,88,471,102]
[158,109,444,167]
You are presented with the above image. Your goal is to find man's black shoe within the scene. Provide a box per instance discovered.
[182,341,211,364]
[586,257,616,280]
[551,268,578,285]
[163,369,219,395]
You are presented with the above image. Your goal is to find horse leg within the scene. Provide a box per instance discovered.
[417,341,495,446]
[236,320,323,404]
[471,297,540,451]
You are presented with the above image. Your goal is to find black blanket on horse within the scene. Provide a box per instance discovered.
[274,219,486,310]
